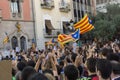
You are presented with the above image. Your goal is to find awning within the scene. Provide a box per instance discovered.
[63,22,68,29]
[45,20,55,30]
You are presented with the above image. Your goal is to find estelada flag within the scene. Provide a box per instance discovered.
[74,14,94,34]
[57,34,74,45]
[71,29,80,41]
[47,38,55,45]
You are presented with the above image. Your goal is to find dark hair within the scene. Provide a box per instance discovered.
[59,60,64,67]
[27,60,36,68]
[77,66,83,77]
[101,48,113,57]
[86,58,97,73]
[17,61,26,71]
[64,65,78,80]
[107,53,120,62]
[111,61,120,75]
[66,57,72,63]
[71,53,77,63]
[96,59,112,79]
[28,73,48,80]
[21,66,36,80]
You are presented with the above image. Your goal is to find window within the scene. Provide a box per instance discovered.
[85,0,87,5]
[20,36,26,51]
[63,22,69,34]
[45,20,55,35]
[78,10,81,18]
[10,0,21,17]
[80,0,83,4]
[11,36,18,50]
[88,0,91,6]
[77,0,79,3]
[73,2,76,9]
[61,0,65,6]
[81,11,84,17]
[74,9,77,17]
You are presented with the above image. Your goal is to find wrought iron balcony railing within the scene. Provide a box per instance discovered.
[41,0,54,9]
[59,2,71,12]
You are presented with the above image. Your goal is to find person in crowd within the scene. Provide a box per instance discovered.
[85,57,99,80]
[107,53,120,62]
[21,66,36,80]
[27,60,36,68]
[1,39,120,80]
[64,64,79,80]
[15,61,27,80]
[111,61,120,80]
[96,59,112,80]
[28,73,48,80]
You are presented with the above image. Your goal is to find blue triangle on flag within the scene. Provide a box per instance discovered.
[71,29,80,40]
[88,17,92,24]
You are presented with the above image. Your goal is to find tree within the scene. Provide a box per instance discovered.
[83,4,120,42]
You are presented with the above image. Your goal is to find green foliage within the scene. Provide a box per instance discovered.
[83,4,120,41]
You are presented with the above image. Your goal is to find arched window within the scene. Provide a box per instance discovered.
[11,36,18,50]
[20,36,26,51]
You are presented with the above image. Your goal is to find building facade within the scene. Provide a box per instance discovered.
[72,0,96,22]
[33,0,73,49]
[0,0,35,51]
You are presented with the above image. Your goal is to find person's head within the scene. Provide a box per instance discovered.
[96,59,112,80]
[17,61,26,71]
[71,53,77,63]
[64,65,78,80]
[28,73,48,80]
[107,53,120,62]
[21,66,36,80]
[115,43,120,51]
[27,60,36,68]
[59,60,64,68]
[111,61,120,75]
[101,48,113,59]
[86,58,97,74]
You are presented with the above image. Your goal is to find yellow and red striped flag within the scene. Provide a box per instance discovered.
[46,38,55,45]
[57,34,74,45]
[74,14,94,34]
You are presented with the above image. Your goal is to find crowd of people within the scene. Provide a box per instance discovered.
[0,40,120,80]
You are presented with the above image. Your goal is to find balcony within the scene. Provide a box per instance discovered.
[41,0,54,9]
[43,29,63,38]
[0,9,2,22]
[59,2,71,12]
